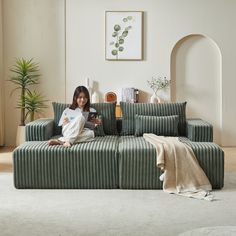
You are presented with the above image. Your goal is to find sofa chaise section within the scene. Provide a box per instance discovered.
[118,136,224,189]
[13,136,119,189]
[180,137,224,189]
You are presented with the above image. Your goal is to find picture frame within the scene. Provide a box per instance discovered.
[105,11,144,61]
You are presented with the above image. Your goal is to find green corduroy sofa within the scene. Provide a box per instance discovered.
[13,102,224,189]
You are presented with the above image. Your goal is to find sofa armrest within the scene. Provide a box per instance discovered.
[25,118,54,141]
[186,118,213,142]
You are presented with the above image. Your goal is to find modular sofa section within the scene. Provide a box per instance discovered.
[180,138,224,189]
[186,118,213,142]
[13,136,119,189]
[119,136,224,189]
[25,118,54,141]
[118,136,163,189]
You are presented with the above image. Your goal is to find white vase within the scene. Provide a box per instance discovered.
[85,77,92,100]
[91,91,99,103]
[150,93,161,103]
[16,125,25,146]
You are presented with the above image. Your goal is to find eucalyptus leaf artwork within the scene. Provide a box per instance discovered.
[106,11,143,60]
[110,16,133,59]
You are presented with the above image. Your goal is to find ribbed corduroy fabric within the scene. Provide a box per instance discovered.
[120,102,187,136]
[179,137,224,189]
[52,102,117,135]
[186,118,213,142]
[13,136,119,189]
[52,102,69,135]
[119,136,224,189]
[118,136,163,189]
[91,103,117,135]
[25,119,54,141]
[135,115,179,136]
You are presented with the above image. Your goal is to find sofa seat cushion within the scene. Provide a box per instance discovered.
[118,136,224,189]
[13,136,119,189]
[118,136,162,189]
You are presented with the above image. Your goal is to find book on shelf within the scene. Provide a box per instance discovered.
[122,88,139,103]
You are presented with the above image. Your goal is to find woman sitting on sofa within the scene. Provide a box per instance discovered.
[48,86,101,147]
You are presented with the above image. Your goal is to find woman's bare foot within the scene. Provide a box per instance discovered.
[63,141,71,148]
[48,139,62,146]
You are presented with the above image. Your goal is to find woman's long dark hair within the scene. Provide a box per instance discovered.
[69,86,90,111]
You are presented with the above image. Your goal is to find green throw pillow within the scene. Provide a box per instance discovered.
[135,115,179,136]
[120,102,186,136]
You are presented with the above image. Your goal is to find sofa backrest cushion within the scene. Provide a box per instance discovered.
[134,115,179,136]
[91,103,117,135]
[84,115,105,136]
[120,102,187,136]
[94,121,106,136]
[52,102,69,135]
[52,102,117,135]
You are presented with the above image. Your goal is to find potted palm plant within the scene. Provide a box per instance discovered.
[9,58,48,145]
[23,90,48,122]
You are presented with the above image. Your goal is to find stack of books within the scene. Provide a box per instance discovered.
[122,88,139,103]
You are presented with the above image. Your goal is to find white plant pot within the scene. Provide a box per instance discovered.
[16,125,25,146]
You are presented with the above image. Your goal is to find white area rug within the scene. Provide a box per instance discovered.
[179,226,236,236]
[0,172,236,236]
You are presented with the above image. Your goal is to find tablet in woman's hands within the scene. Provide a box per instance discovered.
[88,112,98,120]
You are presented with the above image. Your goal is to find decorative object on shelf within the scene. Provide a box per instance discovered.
[147,76,171,103]
[122,88,139,103]
[115,105,122,118]
[150,93,161,103]
[85,77,92,100]
[8,58,48,145]
[105,11,143,61]
[91,91,100,103]
[105,92,117,103]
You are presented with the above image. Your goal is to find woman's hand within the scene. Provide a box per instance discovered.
[63,117,70,126]
[91,117,102,126]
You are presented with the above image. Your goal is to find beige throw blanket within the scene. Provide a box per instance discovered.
[143,133,213,201]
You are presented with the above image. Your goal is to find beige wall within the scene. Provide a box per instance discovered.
[2,0,236,146]
[0,0,4,146]
[66,0,236,146]
[3,0,65,146]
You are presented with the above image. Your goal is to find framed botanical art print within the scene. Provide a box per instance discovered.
[105,11,144,61]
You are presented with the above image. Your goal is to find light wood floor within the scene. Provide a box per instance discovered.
[1,146,236,172]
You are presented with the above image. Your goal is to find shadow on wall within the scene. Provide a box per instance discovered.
[170,34,222,145]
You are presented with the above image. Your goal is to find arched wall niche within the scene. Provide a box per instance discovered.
[170,34,222,144]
